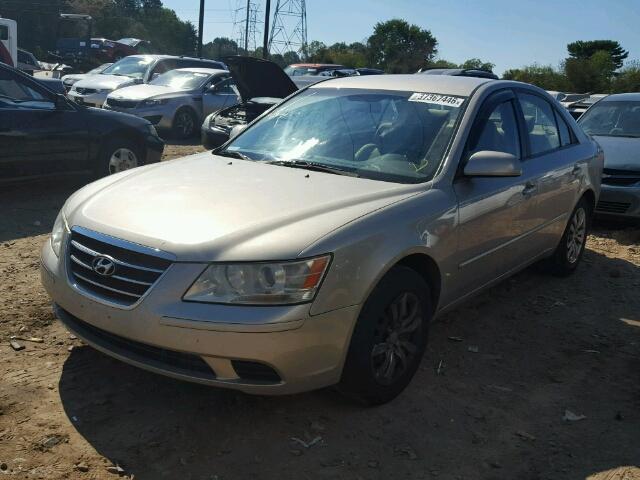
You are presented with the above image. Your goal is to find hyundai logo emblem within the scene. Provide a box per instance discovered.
[92,255,116,277]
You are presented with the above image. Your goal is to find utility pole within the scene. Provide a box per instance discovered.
[244,0,250,53]
[263,0,271,58]
[197,0,205,56]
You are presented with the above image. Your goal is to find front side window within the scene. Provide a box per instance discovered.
[224,88,466,183]
[102,56,154,79]
[519,93,560,155]
[579,101,640,138]
[467,100,520,159]
[0,72,52,109]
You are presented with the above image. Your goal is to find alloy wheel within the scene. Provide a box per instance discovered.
[371,292,423,385]
[108,148,138,174]
[175,111,195,137]
[566,207,586,264]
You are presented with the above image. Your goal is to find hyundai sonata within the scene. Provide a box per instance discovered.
[42,74,602,404]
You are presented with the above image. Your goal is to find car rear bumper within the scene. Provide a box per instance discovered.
[595,184,640,219]
[40,238,358,395]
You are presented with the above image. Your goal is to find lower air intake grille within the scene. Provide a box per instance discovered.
[231,360,282,383]
[67,227,173,307]
[56,305,216,380]
[596,200,631,214]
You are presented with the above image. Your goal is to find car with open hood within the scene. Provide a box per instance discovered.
[43,74,602,404]
[578,93,640,218]
[104,68,238,138]
[201,56,299,148]
[67,55,226,108]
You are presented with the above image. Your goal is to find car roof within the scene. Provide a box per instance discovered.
[309,74,493,96]
[289,63,344,68]
[173,68,228,74]
[125,54,222,63]
[599,93,640,102]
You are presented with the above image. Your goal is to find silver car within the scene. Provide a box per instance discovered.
[41,74,602,405]
[579,93,640,218]
[67,55,225,108]
[104,68,239,138]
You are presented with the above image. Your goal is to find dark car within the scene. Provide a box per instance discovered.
[201,56,299,149]
[0,62,164,182]
[284,63,346,76]
[419,68,499,80]
[356,67,385,75]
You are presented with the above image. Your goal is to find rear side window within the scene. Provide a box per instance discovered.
[555,110,573,147]
[467,100,521,159]
[0,25,8,41]
[518,93,560,155]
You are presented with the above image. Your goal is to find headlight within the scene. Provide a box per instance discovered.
[50,211,67,257]
[183,255,331,305]
[142,98,169,107]
[96,88,112,94]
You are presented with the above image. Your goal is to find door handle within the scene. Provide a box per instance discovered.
[522,181,538,196]
[571,164,581,176]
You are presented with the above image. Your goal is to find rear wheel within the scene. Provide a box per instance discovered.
[172,107,198,139]
[544,197,591,276]
[338,266,431,406]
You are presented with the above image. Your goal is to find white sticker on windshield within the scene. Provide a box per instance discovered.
[408,92,465,108]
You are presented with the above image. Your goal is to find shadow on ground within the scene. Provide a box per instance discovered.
[58,250,640,480]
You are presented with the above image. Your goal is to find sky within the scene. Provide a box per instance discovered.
[163,0,640,75]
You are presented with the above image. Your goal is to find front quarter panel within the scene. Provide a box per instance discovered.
[303,187,458,316]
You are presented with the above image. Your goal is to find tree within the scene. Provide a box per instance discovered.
[611,61,640,93]
[567,40,628,70]
[564,50,615,92]
[460,58,495,72]
[366,19,437,73]
[502,64,570,91]
[203,37,239,59]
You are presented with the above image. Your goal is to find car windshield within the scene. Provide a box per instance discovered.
[150,70,211,89]
[223,88,466,184]
[101,57,153,79]
[579,101,640,138]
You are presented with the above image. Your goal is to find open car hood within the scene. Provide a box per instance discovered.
[223,55,298,103]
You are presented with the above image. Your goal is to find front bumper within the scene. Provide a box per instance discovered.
[68,91,109,108]
[144,134,165,165]
[595,184,640,219]
[40,238,358,395]
[201,125,230,150]
[105,104,175,131]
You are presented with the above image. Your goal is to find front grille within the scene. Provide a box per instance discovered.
[602,169,640,186]
[106,97,139,109]
[67,228,173,307]
[596,200,631,214]
[56,305,216,380]
[75,87,97,95]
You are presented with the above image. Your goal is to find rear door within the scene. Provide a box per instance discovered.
[515,91,583,253]
[0,67,89,180]
[452,89,536,298]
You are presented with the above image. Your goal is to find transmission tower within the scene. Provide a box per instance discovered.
[268,0,307,57]
[232,0,262,53]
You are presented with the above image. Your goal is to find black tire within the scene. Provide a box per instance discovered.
[97,138,142,178]
[172,107,199,139]
[544,197,592,276]
[338,266,432,406]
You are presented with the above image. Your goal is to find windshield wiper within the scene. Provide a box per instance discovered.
[266,159,359,177]
[214,149,252,161]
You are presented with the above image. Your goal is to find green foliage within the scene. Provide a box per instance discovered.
[366,19,437,73]
[203,37,240,59]
[502,64,570,91]
[306,41,368,68]
[460,58,495,72]
[611,62,640,93]
[567,40,628,70]
[565,50,615,92]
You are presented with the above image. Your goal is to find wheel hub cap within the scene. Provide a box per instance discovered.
[566,207,586,264]
[108,148,138,174]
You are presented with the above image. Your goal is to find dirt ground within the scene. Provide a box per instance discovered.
[1,142,639,480]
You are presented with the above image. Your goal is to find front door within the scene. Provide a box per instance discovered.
[451,89,539,299]
[0,67,88,180]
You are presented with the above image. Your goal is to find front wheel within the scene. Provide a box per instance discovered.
[172,108,198,139]
[545,197,591,276]
[98,139,142,177]
[338,266,432,405]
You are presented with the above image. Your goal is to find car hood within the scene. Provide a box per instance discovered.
[223,55,298,102]
[109,84,188,101]
[592,135,640,171]
[74,74,137,91]
[64,153,420,262]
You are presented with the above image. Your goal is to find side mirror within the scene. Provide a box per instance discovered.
[206,84,219,94]
[463,151,522,177]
